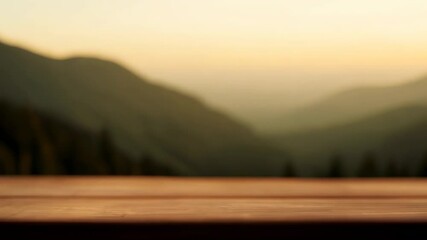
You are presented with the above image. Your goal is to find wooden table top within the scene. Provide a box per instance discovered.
[1,177,427,239]
[1,177,427,223]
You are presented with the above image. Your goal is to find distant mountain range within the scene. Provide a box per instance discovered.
[271,105,427,176]
[0,40,288,176]
[274,75,427,133]
[270,75,427,177]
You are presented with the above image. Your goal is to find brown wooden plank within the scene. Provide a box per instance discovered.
[1,177,427,223]
[1,177,427,198]
[1,178,427,239]
[1,198,427,223]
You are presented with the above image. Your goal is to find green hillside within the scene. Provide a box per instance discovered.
[273,75,427,133]
[0,40,288,176]
[271,105,427,177]
[0,101,189,175]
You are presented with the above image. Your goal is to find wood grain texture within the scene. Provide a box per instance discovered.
[1,177,427,239]
[1,177,427,198]
[2,198,427,223]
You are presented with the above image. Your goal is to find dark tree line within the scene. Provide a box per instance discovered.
[0,102,178,175]
[3,101,427,178]
[282,151,427,178]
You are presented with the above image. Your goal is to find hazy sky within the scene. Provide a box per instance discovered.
[1,0,427,128]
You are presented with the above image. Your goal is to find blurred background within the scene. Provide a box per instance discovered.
[1,0,427,177]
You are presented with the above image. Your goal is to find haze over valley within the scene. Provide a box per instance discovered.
[1,0,427,177]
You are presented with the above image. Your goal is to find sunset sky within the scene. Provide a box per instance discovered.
[1,0,426,128]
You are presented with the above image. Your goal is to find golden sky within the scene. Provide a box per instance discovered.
[1,0,427,126]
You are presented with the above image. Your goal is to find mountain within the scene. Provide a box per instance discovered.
[273,75,427,133]
[0,100,184,175]
[271,105,427,176]
[0,40,287,176]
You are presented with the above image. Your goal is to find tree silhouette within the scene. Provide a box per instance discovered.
[385,157,399,177]
[418,151,427,177]
[140,155,179,176]
[0,144,15,174]
[398,164,411,177]
[0,128,18,174]
[357,151,379,177]
[99,129,129,174]
[25,107,60,175]
[283,161,297,177]
[328,154,344,178]
[0,102,146,176]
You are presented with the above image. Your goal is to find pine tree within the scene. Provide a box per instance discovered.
[140,155,177,176]
[99,129,117,174]
[129,159,143,175]
[283,161,297,177]
[418,151,427,177]
[26,107,60,174]
[385,157,399,177]
[328,154,344,178]
[399,165,411,177]
[0,144,15,174]
[357,151,379,177]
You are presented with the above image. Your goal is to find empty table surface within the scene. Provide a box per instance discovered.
[1,177,426,239]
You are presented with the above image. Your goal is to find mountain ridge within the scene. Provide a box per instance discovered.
[274,74,427,133]
[0,40,287,176]
[272,104,427,176]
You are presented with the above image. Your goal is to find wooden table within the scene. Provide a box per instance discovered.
[1,177,427,239]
